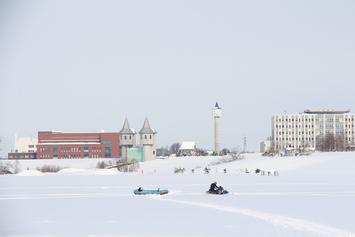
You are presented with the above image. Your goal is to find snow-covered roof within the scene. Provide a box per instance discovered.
[179,142,196,150]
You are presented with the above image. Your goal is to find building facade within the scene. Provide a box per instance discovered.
[8,133,39,160]
[271,109,354,151]
[36,130,120,159]
[14,133,38,153]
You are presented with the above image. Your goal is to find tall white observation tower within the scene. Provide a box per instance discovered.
[212,102,222,153]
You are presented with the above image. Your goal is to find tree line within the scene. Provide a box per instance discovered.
[156,143,181,156]
[316,132,353,152]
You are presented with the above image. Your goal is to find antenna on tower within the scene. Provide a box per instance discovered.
[243,135,247,153]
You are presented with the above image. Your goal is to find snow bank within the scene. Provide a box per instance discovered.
[57,168,86,174]
[57,168,121,175]
[17,170,44,176]
[92,168,121,175]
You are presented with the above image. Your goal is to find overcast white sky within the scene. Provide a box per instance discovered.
[1,0,354,156]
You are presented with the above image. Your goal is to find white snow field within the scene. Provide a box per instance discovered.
[1,152,355,237]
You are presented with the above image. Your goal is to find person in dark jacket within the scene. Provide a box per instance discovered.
[209,182,218,193]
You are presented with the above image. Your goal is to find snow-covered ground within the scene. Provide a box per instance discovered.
[1,152,355,237]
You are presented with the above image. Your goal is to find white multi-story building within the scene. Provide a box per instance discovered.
[265,110,354,152]
[14,133,38,153]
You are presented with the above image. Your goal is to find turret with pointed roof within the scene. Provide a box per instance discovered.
[139,117,157,135]
[119,118,136,135]
[139,117,157,162]
[119,118,137,161]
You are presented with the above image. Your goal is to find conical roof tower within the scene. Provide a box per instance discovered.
[119,118,137,162]
[139,117,157,134]
[139,117,157,162]
[119,118,136,135]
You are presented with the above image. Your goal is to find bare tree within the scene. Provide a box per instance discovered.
[170,143,181,154]
[316,132,349,152]
[262,146,278,157]
[157,146,169,156]
[36,165,63,173]
[0,160,21,174]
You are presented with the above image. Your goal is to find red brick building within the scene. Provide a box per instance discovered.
[37,131,121,159]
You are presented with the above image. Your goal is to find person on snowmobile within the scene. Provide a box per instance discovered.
[209,182,218,193]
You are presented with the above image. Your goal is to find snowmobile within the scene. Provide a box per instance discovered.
[134,188,169,195]
[206,186,229,195]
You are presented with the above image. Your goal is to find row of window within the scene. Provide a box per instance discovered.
[60,147,102,153]
[141,135,153,139]
[9,155,36,159]
[277,118,314,123]
[60,154,87,159]
[276,137,315,141]
[276,117,354,123]
[279,131,314,135]
[276,124,354,129]
[92,147,101,152]
[121,135,133,140]
[276,125,314,129]
[121,135,154,140]
[277,137,353,142]
[59,154,103,159]
[278,131,354,136]
[61,147,81,152]
[41,140,100,143]
[40,148,50,153]
[275,146,311,149]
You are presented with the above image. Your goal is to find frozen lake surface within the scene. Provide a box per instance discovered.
[1,152,354,236]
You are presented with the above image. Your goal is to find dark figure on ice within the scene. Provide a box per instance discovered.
[138,187,143,191]
[209,181,218,193]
